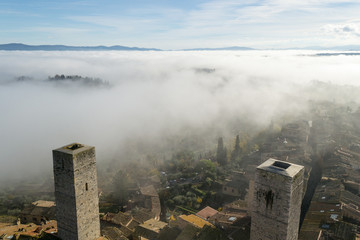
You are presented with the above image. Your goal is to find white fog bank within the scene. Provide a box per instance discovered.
[1,50,360,180]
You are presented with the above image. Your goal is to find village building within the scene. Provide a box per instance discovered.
[172,214,214,230]
[300,178,360,239]
[20,200,56,225]
[134,219,168,240]
[0,220,58,240]
[222,170,250,200]
[222,181,243,198]
[196,206,218,220]
[139,185,161,220]
[281,120,310,144]
[101,227,129,240]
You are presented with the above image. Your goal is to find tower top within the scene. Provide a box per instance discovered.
[53,143,94,155]
[257,158,304,178]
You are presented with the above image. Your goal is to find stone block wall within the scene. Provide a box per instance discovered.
[250,159,304,240]
[53,144,100,240]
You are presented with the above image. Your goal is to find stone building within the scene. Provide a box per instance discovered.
[139,185,161,220]
[134,219,168,240]
[53,143,100,240]
[20,200,56,225]
[250,158,304,240]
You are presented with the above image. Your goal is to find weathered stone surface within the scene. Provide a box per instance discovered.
[53,143,100,240]
[250,158,304,240]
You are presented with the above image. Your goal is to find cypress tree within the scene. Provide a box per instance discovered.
[231,135,241,161]
[216,137,227,166]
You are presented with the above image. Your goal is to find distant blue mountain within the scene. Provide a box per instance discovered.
[183,46,255,51]
[282,45,360,51]
[0,43,161,51]
[2,43,360,51]
[0,43,256,51]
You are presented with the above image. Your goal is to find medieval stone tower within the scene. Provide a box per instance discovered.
[250,158,304,240]
[53,143,100,240]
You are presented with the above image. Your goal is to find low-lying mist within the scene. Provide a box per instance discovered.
[1,50,360,181]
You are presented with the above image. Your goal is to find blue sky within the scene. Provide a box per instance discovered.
[1,0,360,49]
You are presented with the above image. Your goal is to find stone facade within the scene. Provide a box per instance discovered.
[20,200,56,225]
[250,158,304,240]
[53,143,100,240]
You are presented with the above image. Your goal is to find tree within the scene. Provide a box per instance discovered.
[170,150,195,172]
[112,170,129,206]
[216,137,227,166]
[195,159,216,180]
[231,135,241,162]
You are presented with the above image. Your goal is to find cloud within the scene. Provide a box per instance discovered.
[1,50,360,181]
[322,20,360,37]
[3,0,360,48]
[54,0,360,48]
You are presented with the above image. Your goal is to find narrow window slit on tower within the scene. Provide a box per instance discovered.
[85,183,88,191]
[61,159,64,169]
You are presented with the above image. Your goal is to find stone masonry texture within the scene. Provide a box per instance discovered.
[250,158,304,240]
[53,143,101,240]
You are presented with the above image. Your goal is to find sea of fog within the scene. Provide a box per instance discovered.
[1,50,360,180]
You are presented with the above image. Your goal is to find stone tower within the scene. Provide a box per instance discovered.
[53,143,100,240]
[250,158,304,240]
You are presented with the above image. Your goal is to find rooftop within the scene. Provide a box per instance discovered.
[53,143,94,155]
[21,201,56,218]
[179,214,214,229]
[32,200,55,208]
[111,212,132,226]
[137,219,167,233]
[0,220,57,239]
[140,185,158,197]
[257,158,304,178]
[196,206,218,220]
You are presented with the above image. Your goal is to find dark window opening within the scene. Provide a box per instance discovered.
[61,160,64,169]
[265,190,274,209]
[85,183,88,191]
[273,161,290,169]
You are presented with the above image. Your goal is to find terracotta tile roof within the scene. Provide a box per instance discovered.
[196,206,218,220]
[126,219,140,230]
[99,231,126,240]
[179,214,214,229]
[0,220,57,239]
[135,219,168,239]
[129,208,153,223]
[119,225,133,237]
[139,219,167,233]
[32,200,55,208]
[209,212,247,225]
[111,212,132,226]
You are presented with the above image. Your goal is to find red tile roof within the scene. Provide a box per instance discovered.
[196,206,218,220]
